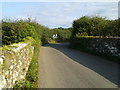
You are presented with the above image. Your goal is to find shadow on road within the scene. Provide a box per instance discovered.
[44,43,119,87]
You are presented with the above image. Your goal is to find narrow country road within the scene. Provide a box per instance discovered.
[38,43,118,88]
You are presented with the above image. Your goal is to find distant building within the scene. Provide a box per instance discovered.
[53,34,57,39]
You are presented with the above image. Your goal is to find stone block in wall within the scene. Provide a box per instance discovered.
[0,75,6,90]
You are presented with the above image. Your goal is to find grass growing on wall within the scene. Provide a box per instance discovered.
[24,41,40,88]
[13,37,41,88]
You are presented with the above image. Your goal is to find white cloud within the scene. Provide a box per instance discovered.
[2,0,119,2]
[29,2,118,28]
[2,2,118,28]
[119,1,120,18]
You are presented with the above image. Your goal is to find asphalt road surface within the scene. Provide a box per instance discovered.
[38,43,118,88]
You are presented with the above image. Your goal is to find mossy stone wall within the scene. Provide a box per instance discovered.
[0,42,34,89]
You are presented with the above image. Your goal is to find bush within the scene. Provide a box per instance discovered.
[71,16,119,38]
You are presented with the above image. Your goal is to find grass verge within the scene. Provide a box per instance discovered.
[14,40,41,88]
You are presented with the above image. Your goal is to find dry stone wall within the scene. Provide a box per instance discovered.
[71,38,120,58]
[0,42,34,89]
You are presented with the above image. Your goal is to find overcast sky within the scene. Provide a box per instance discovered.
[2,2,118,28]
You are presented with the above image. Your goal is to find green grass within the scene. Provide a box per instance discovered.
[23,41,40,88]
[14,39,40,89]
